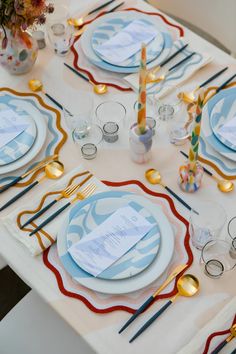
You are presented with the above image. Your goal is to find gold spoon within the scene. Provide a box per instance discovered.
[179,151,234,193]
[146,52,195,84]
[63,63,108,95]
[145,168,197,212]
[211,324,236,354]
[129,274,199,343]
[178,67,229,104]
[0,161,64,211]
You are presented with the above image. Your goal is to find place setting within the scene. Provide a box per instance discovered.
[0,88,67,189]
[69,4,184,91]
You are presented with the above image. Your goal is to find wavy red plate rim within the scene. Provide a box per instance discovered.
[71,8,185,92]
[43,179,193,314]
[202,314,236,354]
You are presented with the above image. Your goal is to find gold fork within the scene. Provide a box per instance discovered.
[21,173,92,229]
[29,183,97,236]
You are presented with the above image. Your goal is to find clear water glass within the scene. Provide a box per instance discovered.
[95,101,126,127]
[189,200,227,250]
[200,240,236,278]
[227,216,236,254]
[47,5,74,56]
[63,91,94,140]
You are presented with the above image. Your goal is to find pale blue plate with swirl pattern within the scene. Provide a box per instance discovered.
[210,93,236,152]
[57,191,174,294]
[202,87,236,162]
[66,193,161,280]
[92,18,164,68]
[80,11,173,74]
[0,113,37,166]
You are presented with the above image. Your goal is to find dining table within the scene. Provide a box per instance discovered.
[0,0,236,353]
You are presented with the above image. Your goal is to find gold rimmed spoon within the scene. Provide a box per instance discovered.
[129,274,199,343]
[0,161,64,212]
[178,67,229,104]
[146,52,195,84]
[145,168,197,213]
[63,63,108,95]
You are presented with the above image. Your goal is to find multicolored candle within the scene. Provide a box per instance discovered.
[188,88,205,171]
[137,43,147,134]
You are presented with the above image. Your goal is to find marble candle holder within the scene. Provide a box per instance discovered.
[129,123,153,164]
[178,161,204,192]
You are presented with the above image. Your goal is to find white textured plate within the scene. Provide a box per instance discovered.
[0,93,47,175]
[57,191,174,294]
[66,195,161,280]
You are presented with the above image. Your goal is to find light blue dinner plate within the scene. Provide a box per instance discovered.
[0,110,37,166]
[202,87,236,162]
[80,11,173,74]
[210,93,236,152]
[92,18,164,68]
[65,192,161,280]
[57,191,174,294]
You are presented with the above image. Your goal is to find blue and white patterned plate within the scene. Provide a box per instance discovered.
[202,87,236,162]
[210,93,236,152]
[57,191,174,294]
[0,92,47,175]
[92,18,164,68]
[66,195,161,280]
[80,11,173,74]
[0,113,37,166]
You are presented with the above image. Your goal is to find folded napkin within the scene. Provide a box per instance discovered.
[94,19,158,65]
[217,115,236,146]
[124,40,212,98]
[178,296,236,354]
[2,166,108,256]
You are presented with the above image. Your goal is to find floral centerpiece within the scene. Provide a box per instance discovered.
[0,0,54,74]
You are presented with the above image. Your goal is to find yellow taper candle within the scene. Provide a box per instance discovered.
[137,43,147,134]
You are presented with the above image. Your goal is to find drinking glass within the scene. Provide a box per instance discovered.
[95,101,126,128]
[200,240,236,278]
[227,216,236,252]
[153,85,182,122]
[73,124,103,160]
[63,91,94,140]
[189,200,227,250]
[47,5,74,56]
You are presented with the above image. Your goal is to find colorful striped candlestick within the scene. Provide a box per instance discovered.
[137,43,147,135]
[178,89,205,192]
[188,89,205,171]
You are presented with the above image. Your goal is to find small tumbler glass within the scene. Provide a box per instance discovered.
[47,5,74,56]
[103,122,119,143]
[189,200,227,250]
[200,240,236,278]
[153,85,182,122]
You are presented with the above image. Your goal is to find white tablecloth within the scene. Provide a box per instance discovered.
[0,1,236,353]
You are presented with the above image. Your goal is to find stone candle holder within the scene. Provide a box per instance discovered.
[129,123,152,164]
